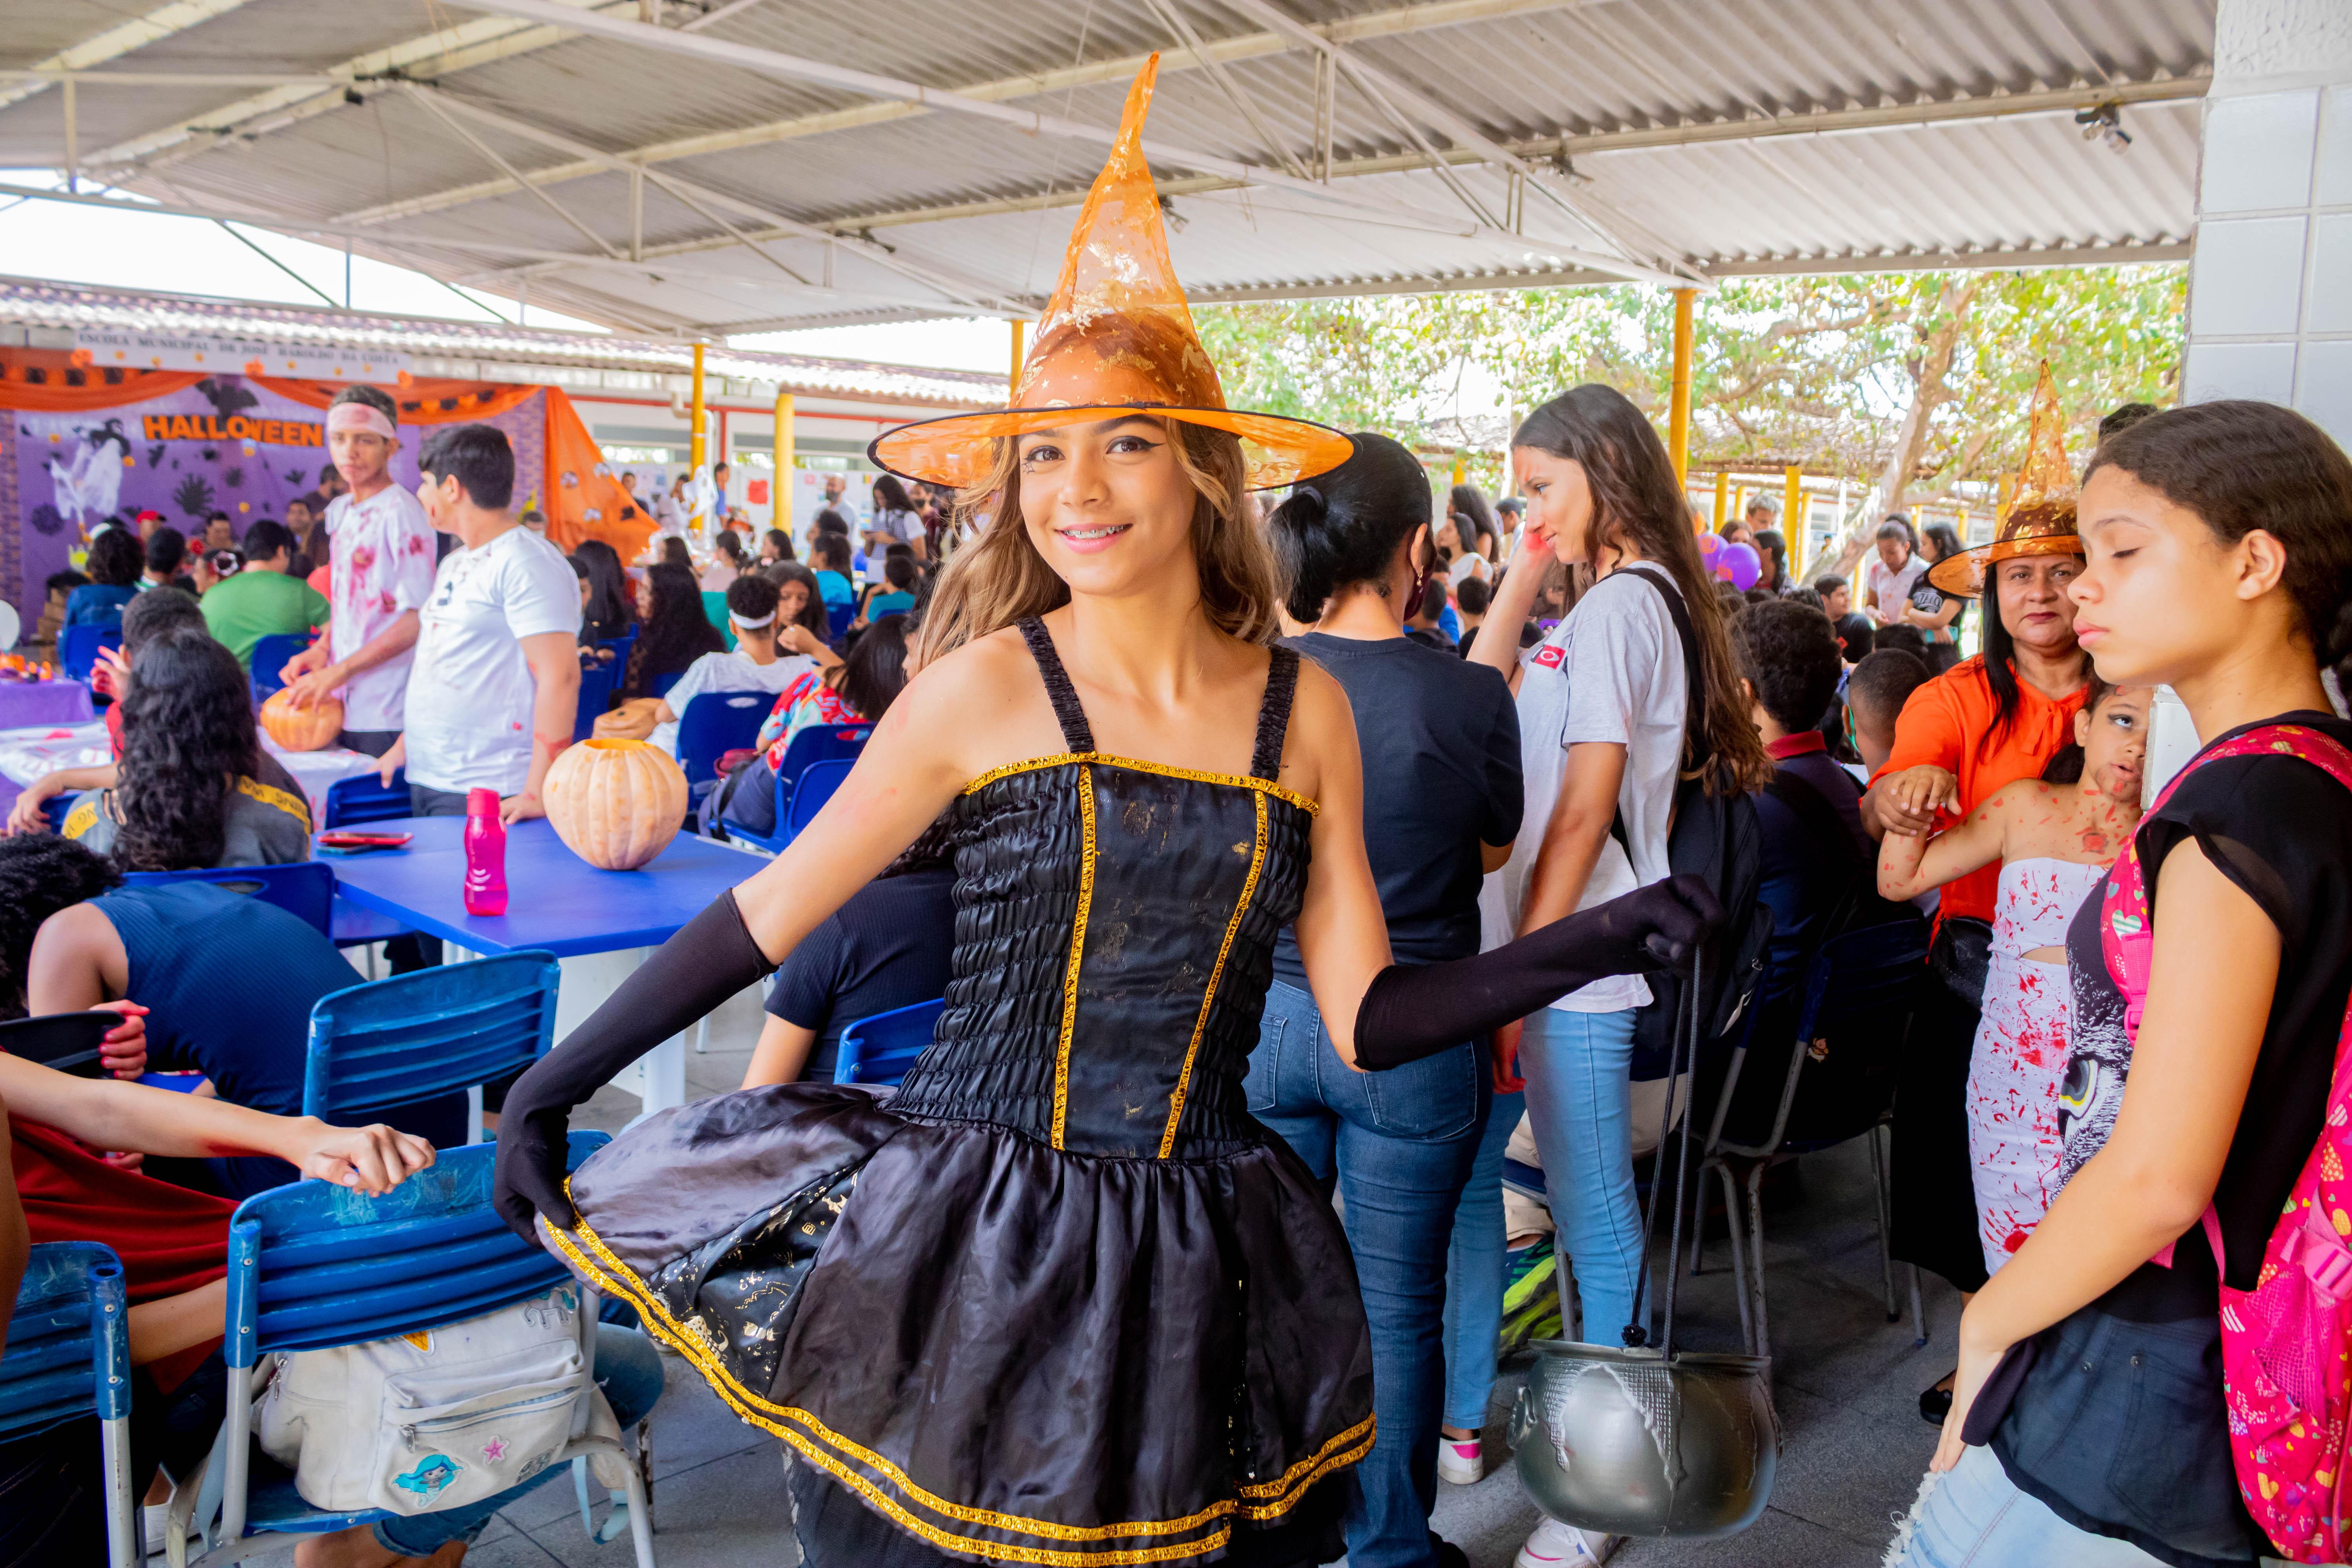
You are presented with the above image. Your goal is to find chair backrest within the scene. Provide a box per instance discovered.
[225,1134,606,1365]
[572,659,619,742]
[246,633,312,698]
[770,721,873,789]
[323,767,410,829]
[648,669,682,701]
[786,757,855,838]
[1731,917,1929,1156]
[302,950,561,1124]
[834,997,944,1087]
[0,1241,130,1439]
[40,795,70,833]
[825,600,855,641]
[0,1011,114,1078]
[59,624,120,682]
[121,861,336,940]
[676,690,773,788]
[1796,919,1931,1043]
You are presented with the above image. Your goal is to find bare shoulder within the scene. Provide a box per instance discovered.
[1277,657,1359,807]
[885,625,1062,782]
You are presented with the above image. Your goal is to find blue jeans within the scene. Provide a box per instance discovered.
[1517,1006,1642,1347]
[1439,1086,1523,1432]
[1888,1445,2169,1566]
[372,1326,665,1554]
[1246,980,1488,1568]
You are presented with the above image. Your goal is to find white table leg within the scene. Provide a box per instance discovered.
[466,1085,485,1144]
[637,1032,687,1121]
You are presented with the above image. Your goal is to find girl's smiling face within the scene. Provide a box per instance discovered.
[1016,416,1201,601]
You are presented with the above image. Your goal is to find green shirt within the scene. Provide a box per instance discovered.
[199,569,330,668]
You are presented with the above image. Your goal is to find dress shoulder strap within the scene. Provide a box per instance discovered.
[1016,617,1095,755]
[1251,646,1301,782]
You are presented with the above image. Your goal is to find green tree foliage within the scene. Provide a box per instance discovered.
[1197,265,2185,511]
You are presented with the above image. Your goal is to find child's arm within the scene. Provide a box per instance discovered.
[1878,784,2011,901]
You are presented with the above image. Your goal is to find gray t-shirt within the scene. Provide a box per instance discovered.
[1479,565,1687,1013]
[64,772,313,867]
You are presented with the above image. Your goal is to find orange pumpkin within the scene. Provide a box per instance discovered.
[260,687,343,752]
[543,738,688,870]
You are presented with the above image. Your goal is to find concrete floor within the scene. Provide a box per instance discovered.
[237,984,1957,1567]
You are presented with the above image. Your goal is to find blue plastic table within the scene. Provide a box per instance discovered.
[326,816,761,1113]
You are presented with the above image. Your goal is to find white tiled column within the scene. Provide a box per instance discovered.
[2182,0,2352,443]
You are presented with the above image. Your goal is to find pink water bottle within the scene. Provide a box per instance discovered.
[463,788,509,916]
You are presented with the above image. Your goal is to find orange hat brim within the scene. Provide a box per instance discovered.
[1924,532,2085,599]
[869,404,1354,493]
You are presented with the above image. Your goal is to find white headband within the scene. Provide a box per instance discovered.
[730,610,776,628]
[327,403,398,441]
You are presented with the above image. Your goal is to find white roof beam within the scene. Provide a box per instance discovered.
[443,0,1678,285]
[327,0,1598,228]
[0,0,260,114]
[80,0,642,174]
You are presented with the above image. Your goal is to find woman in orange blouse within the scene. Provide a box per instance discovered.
[1863,514,2090,1422]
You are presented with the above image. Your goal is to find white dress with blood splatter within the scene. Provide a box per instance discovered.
[1969,857,2108,1275]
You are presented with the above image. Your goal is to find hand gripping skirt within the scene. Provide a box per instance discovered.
[542,1084,1375,1566]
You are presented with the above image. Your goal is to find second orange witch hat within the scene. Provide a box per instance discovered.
[1927,361,2087,599]
[869,56,1353,493]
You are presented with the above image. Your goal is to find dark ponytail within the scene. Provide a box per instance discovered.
[1266,432,1432,624]
[2086,401,2352,695]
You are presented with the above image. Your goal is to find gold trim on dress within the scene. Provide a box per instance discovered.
[546,1190,1363,1563]
[1159,789,1265,1159]
[1052,762,1097,1152]
[962,752,1319,818]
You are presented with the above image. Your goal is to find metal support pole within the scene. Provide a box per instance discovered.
[773,387,795,527]
[518,274,527,326]
[1669,287,1695,486]
[344,236,352,307]
[690,342,708,474]
[1997,474,2014,523]
[1784,465,1803,576]
[1712,472,1728,531]
[1008,319,1025,400]
[1314,52,1333,181]
[630,165,644,261]
[62,75,76,194]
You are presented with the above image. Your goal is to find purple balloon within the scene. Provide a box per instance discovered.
[1696,531,1723,558]
[1721,541,1762,591]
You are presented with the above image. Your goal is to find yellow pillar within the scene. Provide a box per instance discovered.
[1009,319,1026,400]
[1784,465,1803,574]
[1669,287,1694,484]
[689,342,708,473]
[773,387,795,523]
[1711,472,1728,531]
[1996,475,2014,523]
[1450,450,1466,486]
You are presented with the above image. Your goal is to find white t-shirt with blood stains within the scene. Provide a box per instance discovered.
[322,485,438,733]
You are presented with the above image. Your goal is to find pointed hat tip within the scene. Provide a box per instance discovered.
[1113,53,1160,153]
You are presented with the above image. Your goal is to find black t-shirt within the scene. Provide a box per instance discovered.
[1272,633,1521,988]
[764,867,956,1082]
[1908,577,1965,642]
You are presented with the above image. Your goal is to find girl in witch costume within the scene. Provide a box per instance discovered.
[493,58,1715,1568]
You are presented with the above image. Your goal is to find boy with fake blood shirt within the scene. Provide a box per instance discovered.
[276,387,437,758]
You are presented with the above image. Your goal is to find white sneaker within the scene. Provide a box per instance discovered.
[1436,1433,1484,1485]
[1515,1517,1621,1567]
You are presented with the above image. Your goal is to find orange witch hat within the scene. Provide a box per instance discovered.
[1927,361,2085,599]
[869,55,1353,493]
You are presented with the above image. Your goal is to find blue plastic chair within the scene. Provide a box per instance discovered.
[303,950,560,1146]
[200,1135,653,1566]
[824,601,855,642]
[648,669,682,701]
[122,862,336,941]
[2,1242,136,1568]
[730,755,857,855]
[245,633,313,700]
[769,721,873,792]
[322,768,409,829]
[1696,917,1931,1357]
[833,998,944,1088]
[573,659,619,742]
[40,795,70,833]
[674,690,771,791]
[59,624,121,683]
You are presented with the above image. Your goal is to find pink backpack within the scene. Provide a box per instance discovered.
[2101,724,2352,1563]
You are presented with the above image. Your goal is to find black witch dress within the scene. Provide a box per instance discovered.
[545,620,1375,1565]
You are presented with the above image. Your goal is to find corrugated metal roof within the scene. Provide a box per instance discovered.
[0,0,2216,333]
[0,276,1000,407]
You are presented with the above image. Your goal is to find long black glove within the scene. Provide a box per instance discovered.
[493,890,777,1243]
[1353,875,1721,1072]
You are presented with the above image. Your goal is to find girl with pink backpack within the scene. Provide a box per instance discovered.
[1889,399,2352,1568]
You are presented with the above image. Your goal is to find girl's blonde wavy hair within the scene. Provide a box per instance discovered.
[911,419,1280,668]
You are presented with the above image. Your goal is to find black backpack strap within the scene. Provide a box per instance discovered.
[1604,564,1709,855]
[1016,617,1096,755]
[1250,646,1300,781]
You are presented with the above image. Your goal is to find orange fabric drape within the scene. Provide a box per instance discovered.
[543,385,656,560]
[0,349,207,411]
[252,376,539,425]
